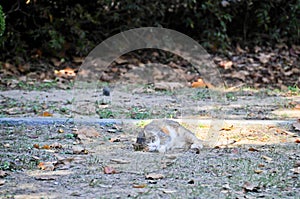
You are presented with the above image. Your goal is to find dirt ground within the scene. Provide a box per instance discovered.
[0,84,300,120]
[0,120,299,199]
[0,86,300,198]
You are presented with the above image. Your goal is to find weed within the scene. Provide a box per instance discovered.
[96,109,114,119]
[226,92,237,101]
[288,85,300,95]
[129,107,152,119]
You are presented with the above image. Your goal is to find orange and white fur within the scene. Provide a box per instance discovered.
[135,120,203,153]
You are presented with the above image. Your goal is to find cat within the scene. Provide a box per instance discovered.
[134,119,203,153]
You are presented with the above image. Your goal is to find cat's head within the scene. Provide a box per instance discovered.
[133,130,160,152]
[133,130,149,151]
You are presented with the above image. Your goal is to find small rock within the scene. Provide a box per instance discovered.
[103,87,110,96]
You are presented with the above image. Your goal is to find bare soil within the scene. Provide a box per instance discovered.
[0,86,299,198]
[0,120,299,199]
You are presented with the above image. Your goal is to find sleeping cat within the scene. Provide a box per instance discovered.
[134,119,203,153]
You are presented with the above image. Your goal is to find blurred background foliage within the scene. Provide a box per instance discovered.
[0,0,299,61]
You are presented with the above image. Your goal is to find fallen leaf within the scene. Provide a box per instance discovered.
[38,162,55,171]
[290,167,300,174]
[262,155,272,162]
[254,169,263,174]
[109,137,120,142]
[191,78,206,88]
[258,164,265,168]
[295,138,300,143]
[221,125,234,131]
[161,189,177,194]
[257,53,272,64]
[247,136,257,140]
[110,159,130,164]
[42,144,51,150]
[58,128,64,133]
[145,173,164,180]
[103,166,117,174]
[133,184,147,188]
[218,60,233,69]
[243,182,260,192]
[33,144,40,149]
[54,67,76,79]
[50,142,62,149]
[5,107,20,115]
[248,147,260,152]
[54,156,85,169]
[40,111,53,117]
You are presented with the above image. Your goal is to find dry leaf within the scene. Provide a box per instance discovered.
[50,142,62,149]
[58,128,64,133]
[243,182,260,192]
[295,138,300,143]
[290,167,300,174]
[218,60,233,69]
[0,180,5,186]
[191,78,206,88]
[221,125,234,131]
[110,159,130,164]
[33,144,40,149]
[133,184,147,188]
[103,166,117,174]
[42,144,51,150]
[40,111,53,117]
[248,147,259,152]
[54,67,76,79]
[38,162,55,171]
[257,53,271,64]
[161,189,177,194]
[109,137,121,142]
[254,169,263,174]
[262,155,272,162]
[145,173,164,180]
[247,136,257,140]
[5,107,20,115]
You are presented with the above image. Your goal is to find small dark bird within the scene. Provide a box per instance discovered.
[103,86,110,96]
